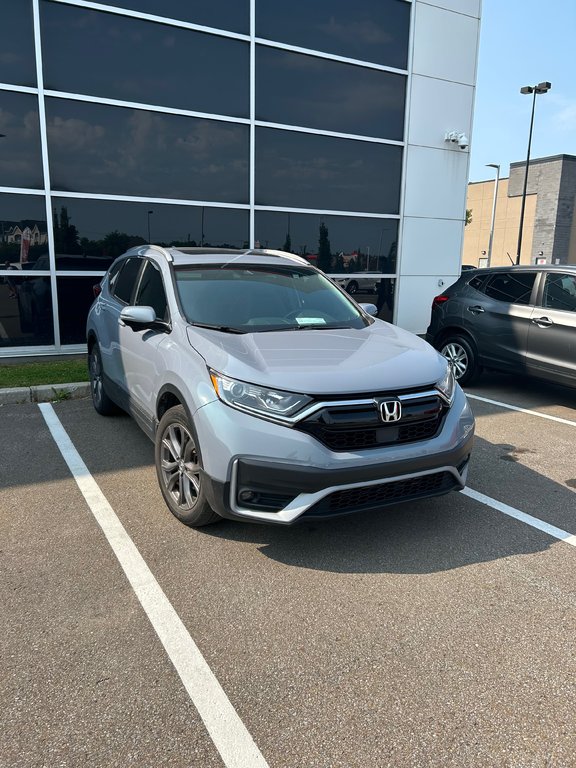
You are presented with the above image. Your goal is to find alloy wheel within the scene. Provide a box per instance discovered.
[441,342,468,380]
[159,423,201,511]
[89,348,103,406]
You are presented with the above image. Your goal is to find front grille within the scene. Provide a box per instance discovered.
[304,471,457,517]
[296,394,446,452]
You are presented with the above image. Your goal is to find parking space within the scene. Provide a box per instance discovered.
[1,375,576,767]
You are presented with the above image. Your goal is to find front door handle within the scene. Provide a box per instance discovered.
[467,305,485,314]
[531,316,553,328]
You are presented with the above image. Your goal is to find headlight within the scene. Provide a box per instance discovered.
[209,370,312,422]
[435,364,456,405]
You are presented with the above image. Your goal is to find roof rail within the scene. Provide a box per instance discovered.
[245,248,308,263]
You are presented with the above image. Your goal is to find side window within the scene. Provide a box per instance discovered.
[468,275,486,292]
[135,260,169,322]
[112,257,142,304]
[483,272,536,305]
[107,258,124,292]
[542,273,576,313]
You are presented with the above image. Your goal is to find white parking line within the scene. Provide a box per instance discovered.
[463,487,576,548]
[38,403,270,768]
[467,393,576,427]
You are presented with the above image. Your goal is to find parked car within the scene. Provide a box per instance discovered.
[426,265,576,388]
[87,246,474,527]
[334,273,379,295]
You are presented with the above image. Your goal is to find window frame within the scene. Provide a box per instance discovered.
[133,258,171,326]
[538,271,576,314]
[110,256,144,305]
[481,271,538,307]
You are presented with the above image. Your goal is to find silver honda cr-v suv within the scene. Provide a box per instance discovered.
[87,246,474,526]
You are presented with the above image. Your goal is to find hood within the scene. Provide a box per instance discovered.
[186,321,446,395]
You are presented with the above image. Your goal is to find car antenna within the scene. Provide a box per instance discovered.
[506,252,515,265]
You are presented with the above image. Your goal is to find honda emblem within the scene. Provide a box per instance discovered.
[380,400,402,423]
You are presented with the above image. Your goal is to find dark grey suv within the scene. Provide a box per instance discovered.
[426,265,576,388]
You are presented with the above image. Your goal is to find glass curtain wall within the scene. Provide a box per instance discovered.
[0,0,410,354]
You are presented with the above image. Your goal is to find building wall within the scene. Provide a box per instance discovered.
[0,0,480,355]
[396,0,481,333]
[464,155,576,269]
[463,178,536,267]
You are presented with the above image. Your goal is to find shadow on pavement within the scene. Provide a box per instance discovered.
[2,399,574,576]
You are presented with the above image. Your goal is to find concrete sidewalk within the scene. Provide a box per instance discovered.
[0,382,90,405]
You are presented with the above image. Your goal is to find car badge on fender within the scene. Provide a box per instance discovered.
[380,400,402,423]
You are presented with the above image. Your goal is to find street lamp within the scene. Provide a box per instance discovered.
[147,209,153,243]
[516,81,551,264]
[486,163,500,267]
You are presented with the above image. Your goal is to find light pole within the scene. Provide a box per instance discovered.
[486,163,500,267]
[516,81,551,264]
[147,210,153,243]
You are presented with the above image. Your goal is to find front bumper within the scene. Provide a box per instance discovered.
[194,387,475,525]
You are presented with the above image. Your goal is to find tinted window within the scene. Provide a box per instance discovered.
[46,99,249,201]
[0,193,48,269]
[57,277,99,344]
[41,3,249,118]
[0,275,54,346]
[256,47,406,139]
[483,272,536,305]
[135,260,168,321]
[254,211,398,273]
[256,128,402,213]
[102,0,249,33]
[0,0,37,86]
[468,275,486,291]
[113,258,142,303]
[0,92,44,189]
[51,198,250,266]
[256,0,410,69]
[175,265,367,331]
[542,273,576,313]
[373,278,395,324]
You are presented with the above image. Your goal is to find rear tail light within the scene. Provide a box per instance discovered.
[432,294,449,309]
[93,283,102,298]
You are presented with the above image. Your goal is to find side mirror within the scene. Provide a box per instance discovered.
[358,303,378,317]
[120,305,157,330]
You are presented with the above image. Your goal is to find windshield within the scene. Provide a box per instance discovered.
[174,264,369,332]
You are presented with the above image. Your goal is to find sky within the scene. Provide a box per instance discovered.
[468,0,576,182]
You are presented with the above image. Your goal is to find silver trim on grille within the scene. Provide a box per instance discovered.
[229,459,468,523]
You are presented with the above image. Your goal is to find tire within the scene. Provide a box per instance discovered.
[155,405,220,527]
[347,280,358,295]
[88,342,118,415]
[439,335,480,387]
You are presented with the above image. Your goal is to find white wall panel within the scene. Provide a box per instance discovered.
[419,0,481,18]
[412,3,480,85]
[408,75,474,150]
[400,217,464,275]
[395,275,459,334]
[403,145,469,220]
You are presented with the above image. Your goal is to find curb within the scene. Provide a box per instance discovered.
[0,382,91,405]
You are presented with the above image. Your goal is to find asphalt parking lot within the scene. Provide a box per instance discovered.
[1,372,575,768]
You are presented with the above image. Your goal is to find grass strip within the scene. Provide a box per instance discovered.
[0,359,88,389]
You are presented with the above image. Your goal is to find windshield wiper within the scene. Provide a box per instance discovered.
[260,324,351,332]
[190,322,246,334]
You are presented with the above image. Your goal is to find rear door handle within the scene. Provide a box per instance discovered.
[531,316,553,327]
[467,305,485,314]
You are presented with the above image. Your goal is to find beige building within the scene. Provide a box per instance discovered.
[463,154,576,268]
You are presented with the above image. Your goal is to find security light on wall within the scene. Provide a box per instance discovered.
[444,131,469,149]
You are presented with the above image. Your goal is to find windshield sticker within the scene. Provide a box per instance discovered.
[296,317,326,325]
